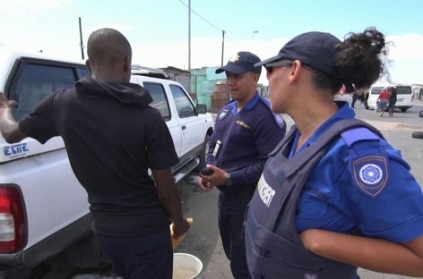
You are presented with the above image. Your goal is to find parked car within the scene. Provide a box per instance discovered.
[0,50,214,278]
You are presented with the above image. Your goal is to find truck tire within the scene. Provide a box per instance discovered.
[411,131,423,139]
[419,110,423,118]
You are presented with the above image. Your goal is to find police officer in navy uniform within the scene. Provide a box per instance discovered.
[244,28,423,278]
[199,51,286,278]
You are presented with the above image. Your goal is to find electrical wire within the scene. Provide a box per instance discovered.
[19,4,77,45]
[176,0,224,33]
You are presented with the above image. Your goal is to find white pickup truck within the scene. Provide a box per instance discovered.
[0,51,214,278]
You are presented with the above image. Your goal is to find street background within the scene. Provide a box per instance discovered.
[175,99,423,279]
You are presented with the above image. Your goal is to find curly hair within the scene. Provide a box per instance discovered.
[311,27,388,94]
[337,27,387,88]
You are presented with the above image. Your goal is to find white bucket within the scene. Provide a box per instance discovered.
[173,253,203,279]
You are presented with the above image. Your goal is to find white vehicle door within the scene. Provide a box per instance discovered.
[168,84,204,157]
[138,79,182,157]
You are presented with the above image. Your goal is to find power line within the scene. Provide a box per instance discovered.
[19,4,77,45]
[177,0,224,33]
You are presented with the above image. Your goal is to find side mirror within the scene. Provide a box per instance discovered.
[196,104,207,114]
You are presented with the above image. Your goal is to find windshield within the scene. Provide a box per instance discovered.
[370,87,383,95]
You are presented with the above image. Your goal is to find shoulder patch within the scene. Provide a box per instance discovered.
[352,156,388,198]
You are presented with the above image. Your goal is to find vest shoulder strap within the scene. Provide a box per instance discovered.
[277,118,383,178]
[312,118,383,150]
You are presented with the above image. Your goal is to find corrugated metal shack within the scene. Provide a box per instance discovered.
[160,66,192,98]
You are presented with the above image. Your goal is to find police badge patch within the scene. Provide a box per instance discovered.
[218,109,230,120]
[352,156,388,198]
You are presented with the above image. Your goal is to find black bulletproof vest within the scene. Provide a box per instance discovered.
[245,118,383,279]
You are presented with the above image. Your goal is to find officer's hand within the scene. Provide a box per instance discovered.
[200,165,226,186]
[198,176,214,192]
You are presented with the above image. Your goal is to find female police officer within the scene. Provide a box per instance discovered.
[244,27,423,278]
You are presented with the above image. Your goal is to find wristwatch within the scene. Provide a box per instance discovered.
[224,173,233,186]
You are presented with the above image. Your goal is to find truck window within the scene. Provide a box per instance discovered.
[169,84,195,118]
[143,82,171,120]
[10,64,76,121]
[396,86,412,95]
[371,87,383,95]
[77,67,91,79]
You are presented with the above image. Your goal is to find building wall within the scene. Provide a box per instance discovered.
[191,66,229,112]
[412,84,423,100]
[190,66,269,112]
[161,67,191,94]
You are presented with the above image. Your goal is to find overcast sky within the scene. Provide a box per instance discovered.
[1,0,422,85]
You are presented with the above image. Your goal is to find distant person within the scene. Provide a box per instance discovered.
[388,86,397,116]
[377,87,390,116]
[343,83,359,108]
[199,51,286,278]
[244,27,423,278]
[351,90,359,108]
[0,28,190,279]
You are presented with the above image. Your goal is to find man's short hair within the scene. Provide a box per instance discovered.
[87,28,132,66]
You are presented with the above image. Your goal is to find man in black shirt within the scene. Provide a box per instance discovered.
[0,28,190,279]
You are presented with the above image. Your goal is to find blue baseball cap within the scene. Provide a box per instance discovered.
[256,32,342,79]
[216,51,262,74]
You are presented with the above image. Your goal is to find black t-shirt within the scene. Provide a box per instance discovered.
[19,78,179,236]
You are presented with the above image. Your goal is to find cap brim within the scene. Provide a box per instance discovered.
[254,54,284,67]
[215,64,248,74]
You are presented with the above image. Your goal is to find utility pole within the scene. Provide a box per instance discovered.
[188,0,191,72]
[221,30,225,66]
[79,17,84,60]
[252,30,258,40]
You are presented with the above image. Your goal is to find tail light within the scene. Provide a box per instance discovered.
[0,186,27,253]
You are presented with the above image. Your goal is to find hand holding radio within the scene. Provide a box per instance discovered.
[200,167,214,176]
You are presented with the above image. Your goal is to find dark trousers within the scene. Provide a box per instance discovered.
[351,93,358,108]
[218,191,252,279]
[97,227,173,279]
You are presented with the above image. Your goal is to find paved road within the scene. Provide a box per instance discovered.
[176,100,423,279]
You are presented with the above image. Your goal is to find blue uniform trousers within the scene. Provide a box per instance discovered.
[97,227,173,279]
[218,191,252,279]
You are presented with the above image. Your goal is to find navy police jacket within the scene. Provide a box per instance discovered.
[206,93,286,193]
